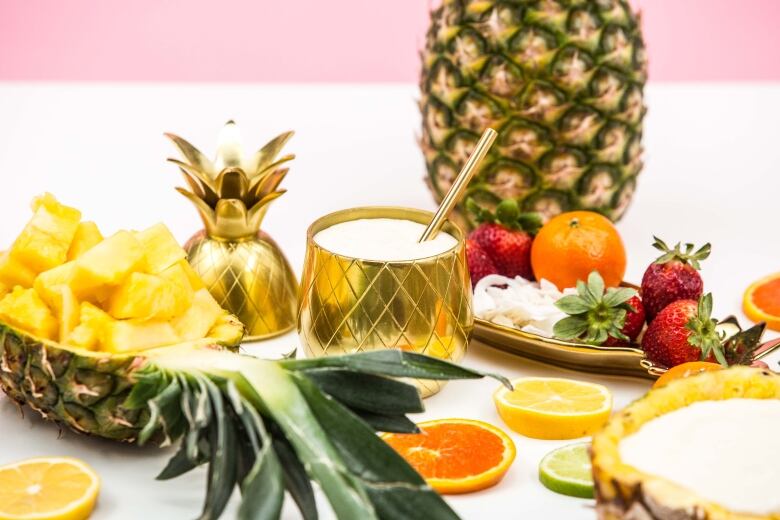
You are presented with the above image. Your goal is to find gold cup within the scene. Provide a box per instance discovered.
[298,207,473,397]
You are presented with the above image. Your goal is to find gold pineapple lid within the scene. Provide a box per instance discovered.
[166,121,294,240]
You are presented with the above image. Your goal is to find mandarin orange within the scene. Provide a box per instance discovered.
[531,211,626,290]
[382,418,515,494]
[652,361,723,388]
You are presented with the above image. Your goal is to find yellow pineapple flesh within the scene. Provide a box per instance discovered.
[107,272,190,321]
[172,288,223,341]
[0,251,37,288]
[67,221,103,260]
[102,319,180,353]
[34,261,76,306]
[0,286,58,340]
[48,285,80,342]
[135,223,186,273]
[67,302,114,350]
[71,230,145,297]
[10,193,81,272]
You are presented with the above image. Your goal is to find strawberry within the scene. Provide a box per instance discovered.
[641,293,726,368]
[641,236,711,322]
[465,238,498,287]
[466,198,541,281]
[554,271,643,346]
[605,295,646,346]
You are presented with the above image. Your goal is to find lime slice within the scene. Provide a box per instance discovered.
[539,442,594,498]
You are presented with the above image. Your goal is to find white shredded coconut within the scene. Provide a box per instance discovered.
[473,275,575,337]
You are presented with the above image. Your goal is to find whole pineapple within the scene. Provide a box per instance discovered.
[167,121,299,340]
[421,0,647,230]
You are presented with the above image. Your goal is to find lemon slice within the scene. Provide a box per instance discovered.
[493,377,612,439]
[539,443,594,498]
[0,457,100,520]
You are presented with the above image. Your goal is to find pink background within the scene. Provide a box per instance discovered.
[1,0,779,82]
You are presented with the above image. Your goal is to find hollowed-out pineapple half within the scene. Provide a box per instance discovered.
[592,367,780,520]
[0,193,243,442]
[0,193,508,519]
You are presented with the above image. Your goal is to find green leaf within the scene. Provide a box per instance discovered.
[575,279,597,306]
[495,199,520,225]
[198,377,238,520]
[124,369,166,410]
[304,369,424,415]
[138,376,182,446]
[586,271,605,300]
[603,287,637,308]
[266,421,319,520]
[354,411,420,434]
[282,350,511,389]
[157,436,208,480]
[554,295,592,315]
[553,316,589,339]
[698,293,713,320]
[293,374,459,520]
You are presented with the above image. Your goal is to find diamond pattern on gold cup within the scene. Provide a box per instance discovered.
[186,230,298,341]
[298,207,474,397]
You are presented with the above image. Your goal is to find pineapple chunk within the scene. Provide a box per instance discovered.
[107,272,191,320]
[47,286,80,342]
[67,302,113,350]
[159,262,194,310]
[0,283,7,299]
[0,251,37,288]
[34,261,76,306]
[102,319,179,353]
[172,288,223,341]
[10,193,81,272]
[176,259,205,290]
[67,221,103,260]
[135,223,186,273]
[71,230,145,296]
[0,287,58,340]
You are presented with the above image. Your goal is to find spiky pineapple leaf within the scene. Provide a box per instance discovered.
[303,369,424,415]
[354,411,420,434]
[138,376,182,445]
[281,350,511,389]
[266,421,318,520]
[292,374,459,520]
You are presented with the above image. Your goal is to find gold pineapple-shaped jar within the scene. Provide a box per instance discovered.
[167,121,298,340]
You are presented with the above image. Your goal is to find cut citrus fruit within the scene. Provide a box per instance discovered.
[494,377,612,439]
[382,418,515,494]
[653,361,723,388]
[539,442,594,498]
[0,457,99,520]
[744,273,780,331]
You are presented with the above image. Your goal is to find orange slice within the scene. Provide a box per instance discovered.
[653,361,723,388]
[744,273,780,330]
[382,418,516,494]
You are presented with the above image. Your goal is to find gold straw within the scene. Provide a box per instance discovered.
[419,127,498,242]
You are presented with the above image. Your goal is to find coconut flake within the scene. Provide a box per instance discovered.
[473,275,575,337]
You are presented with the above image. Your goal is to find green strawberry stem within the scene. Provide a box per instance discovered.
[553,271,637,345]
[466,198,542,235]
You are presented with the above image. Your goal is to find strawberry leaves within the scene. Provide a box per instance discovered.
[553,271,638,345]
[652,236,711,270]
[466,198,542,234]
[684,293,727,366]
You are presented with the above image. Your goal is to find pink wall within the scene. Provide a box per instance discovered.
[1,0,779,82]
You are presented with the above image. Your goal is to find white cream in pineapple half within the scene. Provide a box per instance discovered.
[620,398,780,515]
[314,218,457,262]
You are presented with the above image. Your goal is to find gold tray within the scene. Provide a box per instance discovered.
[473,315,780,380]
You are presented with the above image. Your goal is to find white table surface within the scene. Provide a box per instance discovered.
[1,82,779,520]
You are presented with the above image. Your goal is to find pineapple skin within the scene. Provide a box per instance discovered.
[0,319,243,443]
[591,367,780,520]
[421,0,647,229]
[185,230,298,341]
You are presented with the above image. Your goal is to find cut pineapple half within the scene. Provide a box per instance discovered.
[1,194,243,354]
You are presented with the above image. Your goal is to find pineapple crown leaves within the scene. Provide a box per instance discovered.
[684,293,728,366]
[652,236,711,270]
[126,349,509,520]
[465,197,542,235]
[553,271,638,345]
[166,121,295,239]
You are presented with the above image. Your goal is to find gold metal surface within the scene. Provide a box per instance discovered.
[167,122,299,340]
[419,128,497,242]
[474,312,780,380]
[298,207,473,397]
[185,230,298,341]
